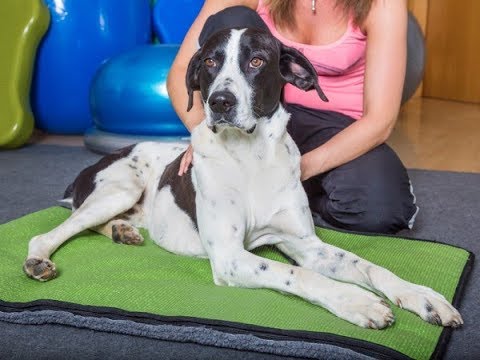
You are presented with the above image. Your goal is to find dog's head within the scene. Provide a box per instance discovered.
[186,28,328,134]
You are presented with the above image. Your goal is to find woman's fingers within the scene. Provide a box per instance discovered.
[178,145,193,176]
[184,149,193,174]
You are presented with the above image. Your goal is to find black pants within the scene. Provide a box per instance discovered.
[199,7,419,234]
[286,105,418,233]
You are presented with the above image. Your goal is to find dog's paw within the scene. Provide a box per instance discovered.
[329,285,395,329]
[112,223,144,245]
[391,283,463,328]
[23,257,57,281]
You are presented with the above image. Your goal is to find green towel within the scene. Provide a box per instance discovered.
[0,207,472,359]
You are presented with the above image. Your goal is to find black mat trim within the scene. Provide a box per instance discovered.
[0,231,474,360]
[0,298,409,360]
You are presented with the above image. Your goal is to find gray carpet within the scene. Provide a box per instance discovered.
[0,144,478,359]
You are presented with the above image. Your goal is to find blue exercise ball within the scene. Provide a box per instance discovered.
[90,45,189,137]
[152,0,203,43]
[31,0,151,134]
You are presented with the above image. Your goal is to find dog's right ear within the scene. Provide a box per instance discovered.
[185,50,203,112]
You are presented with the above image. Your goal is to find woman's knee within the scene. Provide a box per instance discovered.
[312,186,418,234]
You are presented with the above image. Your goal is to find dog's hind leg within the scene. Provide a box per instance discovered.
[92,219,144,245]
[24,184,143,281]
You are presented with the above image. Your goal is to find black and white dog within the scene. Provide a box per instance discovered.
[24,28,462,329]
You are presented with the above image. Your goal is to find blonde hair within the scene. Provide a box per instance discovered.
[264,0,373,29]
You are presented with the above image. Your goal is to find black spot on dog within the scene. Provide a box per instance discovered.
[129,164,137,170]
[132,156,139,162]
[290,269,294,275]
[232,225,238,233]
[158,151,197,228]
[65,144,136,209]
[352,259,359,264]
[268,133,273,138]
[335,252,345,259]
[230,199,235,205]
[284,143,291,155]
[425,303,433,312]
[145,163,150,168]
[330,266,337,274]
[285,280,291,286]
[259,262,268,271]
[317,250,326,258]
[98,178,104,182]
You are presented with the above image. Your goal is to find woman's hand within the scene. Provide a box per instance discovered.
[178,144,194,176]
[300,148,329,181]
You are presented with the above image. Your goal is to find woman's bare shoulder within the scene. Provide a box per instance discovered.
[362,0,407,34]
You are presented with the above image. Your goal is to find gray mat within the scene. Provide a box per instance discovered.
[0,144,478,359]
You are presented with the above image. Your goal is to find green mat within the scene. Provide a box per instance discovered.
[0,207,472,359]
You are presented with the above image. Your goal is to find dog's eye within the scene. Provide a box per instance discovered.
[249,57,264,68]
[204,58,216,67]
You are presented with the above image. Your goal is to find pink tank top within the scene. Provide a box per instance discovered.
[257,0,367,120]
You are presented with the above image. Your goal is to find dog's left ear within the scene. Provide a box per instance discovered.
[185,50,203,112]
[279,44,329,102]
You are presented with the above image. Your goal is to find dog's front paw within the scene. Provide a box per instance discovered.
[329,285,395,329]
[391,283,463,328]
[23,257,57,281]
[112,223,144,245]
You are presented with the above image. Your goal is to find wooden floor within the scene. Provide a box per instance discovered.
[29,98,480,173]
[389,97,480,173]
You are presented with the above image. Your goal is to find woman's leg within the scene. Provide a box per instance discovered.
[286,104,419,234]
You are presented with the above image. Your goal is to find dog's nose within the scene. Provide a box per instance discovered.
[208,91,237,113]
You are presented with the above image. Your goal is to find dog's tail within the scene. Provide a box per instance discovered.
[58,183,74,209]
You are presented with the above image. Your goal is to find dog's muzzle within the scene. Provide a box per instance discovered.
[209,91,237,114]
[207,90,256,134]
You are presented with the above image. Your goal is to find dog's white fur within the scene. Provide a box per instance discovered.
[25,29,462,329]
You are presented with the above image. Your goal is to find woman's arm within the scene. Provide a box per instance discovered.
[167,0,258,132]
[301,0,408,181]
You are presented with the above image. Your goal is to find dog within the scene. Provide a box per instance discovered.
[24,28,462,329]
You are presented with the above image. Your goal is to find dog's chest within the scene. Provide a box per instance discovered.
[192,126,302,227]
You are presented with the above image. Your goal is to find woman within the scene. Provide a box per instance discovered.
[167,0,418,234]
